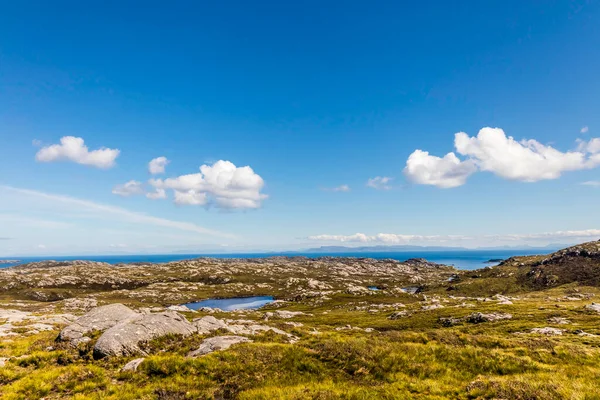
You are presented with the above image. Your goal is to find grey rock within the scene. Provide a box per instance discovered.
[94,311,196,358]
[263,310,306,320]
[466,312,512,324]
[121,358,145,372]
[531,327,564,335]
[388,311,409,319]
[439,317,462,327]
[58,304,139,345]
[548,317,570,325]
[585,303,600,313]
[167,305,195,313]
[193,315,228,334]
[422,304,444,311]
[188,336,252,357]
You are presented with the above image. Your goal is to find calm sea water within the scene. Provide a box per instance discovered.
[0,249,551,270]
[184,296,275,311]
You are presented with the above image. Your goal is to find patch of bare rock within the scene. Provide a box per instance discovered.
[56,304,296,358]
[188,336,252,357]
[439,312,512,327]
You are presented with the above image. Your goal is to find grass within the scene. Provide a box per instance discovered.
[2,286,600,399]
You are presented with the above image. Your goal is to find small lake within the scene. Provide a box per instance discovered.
[184,296,275,311]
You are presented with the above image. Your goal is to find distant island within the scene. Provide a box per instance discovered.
[0,260,20,264]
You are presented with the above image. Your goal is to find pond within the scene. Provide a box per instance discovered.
[367,286,381,291]
[183,296,275,311]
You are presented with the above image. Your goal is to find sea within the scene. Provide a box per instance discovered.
[0,249,552,270]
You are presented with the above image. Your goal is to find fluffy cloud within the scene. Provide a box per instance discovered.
[146,188,167,200]
[366,176,393,190]
[581,126,589,134]
[112,180,144,197]
[150,160,267,209]
[455,128,598,181]
[35,136,120,169]
[405,127,600,188]
[173,190,208,205]
[148,156,170,174]
[404,150,477,188]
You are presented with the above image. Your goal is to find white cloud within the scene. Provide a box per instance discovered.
[0,185,234,238]
[366,176,393,190]
[35,136,120,169]
[405,127,600,188]
[485,229,600,241]
[309,229,600,245]
[581,181,600,187]
[112,180,144,197]
[404,150,477,188]
[150,160,267,209]
[323,184,350,192]
[32,139,42,146]
[37,244,46,249]
[578,138,600,154]
[581,126,589,134]
[308,233,468,244]
[146,188,167,200]
[457,128,600,181]
[174,190,208,205]
[149,156,170,174]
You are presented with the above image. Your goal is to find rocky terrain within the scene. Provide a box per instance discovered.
[1,241,600,399]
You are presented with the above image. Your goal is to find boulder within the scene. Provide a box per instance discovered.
[547,317,570,325]
[388,311,409,319]
[439,317,462,327]
[188,336,252,357]
[422,304,444,311]
[531,327,564,335]
[193,315,228,334]
[121,358,145,372]
[167,305,195,313]
[263,310,306,320]
[226,323,291,337]
[466,312,512,324]
[585,303,600,313]
[58,304,139,345]
[94,311,195,358]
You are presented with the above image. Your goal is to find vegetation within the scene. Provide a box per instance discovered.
[2,241,600,399]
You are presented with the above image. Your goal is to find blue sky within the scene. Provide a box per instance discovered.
[1,1,600,256]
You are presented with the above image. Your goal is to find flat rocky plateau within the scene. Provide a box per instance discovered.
[1,241,600,399]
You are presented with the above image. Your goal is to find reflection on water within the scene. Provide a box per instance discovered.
[184,296,275,311]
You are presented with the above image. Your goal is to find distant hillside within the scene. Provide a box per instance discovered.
[449,240,600,294]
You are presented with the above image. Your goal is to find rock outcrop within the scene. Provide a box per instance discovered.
[93,311,196,358]
[188,336,252,357]
[58,304,139,345]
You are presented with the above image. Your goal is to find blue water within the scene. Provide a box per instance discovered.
[0,249,553,270]
[184,296,275,311]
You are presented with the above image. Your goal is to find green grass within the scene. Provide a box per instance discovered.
[2,286,600,399]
